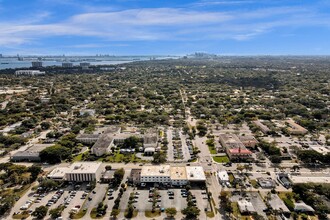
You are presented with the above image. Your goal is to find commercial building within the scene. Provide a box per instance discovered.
[128,169,141,185]
[239,135,258,148]
[140,165,171,184]
[286,118,308,135]
[238,199,256,214]
[277,173,292,188]
[90,126,158,156]
[80,62,90,70]
[267,194,290,214]
[76,134,100,144]
[10,144,53,162]
[253,120,270,134]
[91,127,121,156]
[186,166,206,183]
[217,170,229,183]
[48,162,102,182]
[32,61,43,67]
[137,165,205,186]
[219,134,252,161]
[15,70,45,76]
[170,166,188,186]
[257,177,275,189]
[294,201,315,213]
[62,62,73,68]
[101,170,115,183]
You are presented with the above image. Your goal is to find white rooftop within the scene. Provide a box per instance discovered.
[140,165,170,177]
[170,166,187,180]
[48,162,102,179]
[186,166,206,181]
[218,170,229,181]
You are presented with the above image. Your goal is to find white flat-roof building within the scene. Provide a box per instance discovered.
[140,165,171,184]
[186,166,206,182]
[139,165,205,185]
[170,166,188,186]
[238,199,256,214]
[15,70,45,76]
[217,170,229,183]
[48,162,103,182]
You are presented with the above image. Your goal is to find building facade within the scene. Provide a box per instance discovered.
[48,162,103,182]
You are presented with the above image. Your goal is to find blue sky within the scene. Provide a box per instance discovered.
[0,0,330,55]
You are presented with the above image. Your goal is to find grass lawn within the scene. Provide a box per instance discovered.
[13,213,30,219]
[278,192,294,200]
[228,174,235,184]
[208,146,217,154]
[124,209,138,218]
[145,210,161,218]
[71,208,87,219]
[212,156,230,163]
[250,179,259,188]
[206,211,215,218]
[90,208,105,219]
[102,151,146,163]
[73,153,84,162]
[231,202,240,219]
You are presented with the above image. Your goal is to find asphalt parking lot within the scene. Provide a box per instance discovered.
[135,188,188,212]
[11,183,90,219]
[190,189,208,211]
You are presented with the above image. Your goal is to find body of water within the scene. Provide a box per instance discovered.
[0,56,177,70]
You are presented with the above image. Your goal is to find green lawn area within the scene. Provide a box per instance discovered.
[71,208,87,219]
[229,174,235,184]
[100,151,147,163]
[208,146,217,154]
[250,179,259,188]
[145,210,161,218]
[124,209,138,218]
[13,213,30,219]
[73,153,84,162]
[212,156,230,163]
[206,211,215,218]
[90,208,104,219]
[231,202,240,219]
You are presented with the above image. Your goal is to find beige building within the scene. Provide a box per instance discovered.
[239,135,258,148]
[286,118,308,135]
[253,120,270,134]
[48,162,103,182]
[140,165,171,184]
[170,166,188,186]
[138,165,205,186]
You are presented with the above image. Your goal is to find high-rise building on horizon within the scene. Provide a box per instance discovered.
[62,62,73,68]
[32,61,43,68]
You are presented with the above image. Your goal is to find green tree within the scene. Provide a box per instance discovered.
[49,206,63,219]
[165,207,177,217]
[32,206,48,219]
[40,122,51,130]
[182,206,200,219]
[28,165,42,181]
[39,145,71,164]
[152,151,167,164]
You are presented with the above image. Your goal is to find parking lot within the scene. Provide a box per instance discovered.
[12,183,90,219]
[11,182,214,219]
[133,188,188,212]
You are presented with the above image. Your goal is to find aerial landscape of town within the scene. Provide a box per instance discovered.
[0,55,329,220]
[1,0,330,220]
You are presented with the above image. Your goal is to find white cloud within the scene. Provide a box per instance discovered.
[0,5,329,47]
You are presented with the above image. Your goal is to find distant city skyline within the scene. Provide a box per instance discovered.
[1,0,330,55]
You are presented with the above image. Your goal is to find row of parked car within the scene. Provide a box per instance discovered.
[47,190,64,206]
